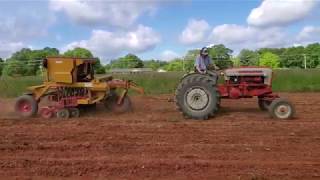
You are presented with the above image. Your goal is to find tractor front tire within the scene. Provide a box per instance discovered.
[15,95,38,118]
[268,98,295,120]
[175,74,219,120]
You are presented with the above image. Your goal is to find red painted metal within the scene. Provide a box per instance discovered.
[40,107,54,119]
[229,87,241,99]
[217,71,277,101]
[238,70,263,74]
[18,100,32,113]
[39,87,90,119]
[107,79,144,94]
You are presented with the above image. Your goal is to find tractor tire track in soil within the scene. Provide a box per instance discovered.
[0,93,319,179]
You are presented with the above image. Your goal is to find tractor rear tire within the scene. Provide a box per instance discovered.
[258,99,271,111]
[15,95,38,118]
[268,98,295,120]
[175,74,219,120]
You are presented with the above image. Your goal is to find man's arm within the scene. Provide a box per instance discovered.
[207,56,220,70]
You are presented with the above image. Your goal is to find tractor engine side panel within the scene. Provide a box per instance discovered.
[218,68,274,98]
[224,67,272,85]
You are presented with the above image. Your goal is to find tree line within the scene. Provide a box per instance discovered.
[236,43,320,69]
[106,43,320,72]
[1,43,320,76]
[106,44,234,72]
[0,47,106,76]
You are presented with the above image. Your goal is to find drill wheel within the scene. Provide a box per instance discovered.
[56,108,70,119]
[69,108,80,118]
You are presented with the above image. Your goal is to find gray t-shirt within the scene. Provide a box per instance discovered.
[195,55,212,71]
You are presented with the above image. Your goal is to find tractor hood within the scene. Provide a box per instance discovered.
[224,67,273,85]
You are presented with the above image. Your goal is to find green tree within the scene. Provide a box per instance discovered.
[29,47,60,75]
[231,57,241,67]
[207,44,233,69]
[305,43,320,68]
[238,49,259,66]
[94,58,106,74]
[64,47,93,58]
[64,47,105,74]
[259,52,280,68]
[110,54,144,68]
[258,48,286,57]
[164,59,184,71]
[3,47,60,76]
[5,48,33,76]
[32,47,60,59]
[183,49,200,71]
[105,64,112,72]
[2,60,27,76]
[185,49,199,61]
[280,46,305,68]
[144,60,168,70]
[183,59,196,72]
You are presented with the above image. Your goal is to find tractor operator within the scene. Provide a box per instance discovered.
[194,47,219,74]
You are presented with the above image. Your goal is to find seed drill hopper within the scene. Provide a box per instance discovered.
[15,57,144,119]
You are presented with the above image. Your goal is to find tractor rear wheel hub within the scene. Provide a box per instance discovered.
[186,88,209,110]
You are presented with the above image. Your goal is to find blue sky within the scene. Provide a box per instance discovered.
[0,0,319,63]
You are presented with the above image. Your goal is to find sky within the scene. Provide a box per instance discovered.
[0,0,320,63]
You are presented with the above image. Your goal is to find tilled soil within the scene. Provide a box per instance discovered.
[0,93,319,179]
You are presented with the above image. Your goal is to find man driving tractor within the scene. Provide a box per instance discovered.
[194,47,219,74]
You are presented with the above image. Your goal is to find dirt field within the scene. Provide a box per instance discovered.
[0,93,319,179]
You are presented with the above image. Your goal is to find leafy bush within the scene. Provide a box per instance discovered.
[259,52,280,68]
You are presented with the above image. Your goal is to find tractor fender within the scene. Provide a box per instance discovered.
[180,72,218,85]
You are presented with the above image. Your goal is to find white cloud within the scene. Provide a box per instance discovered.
[180,19,210,45]
[205,0,320,52]
[0,4,54,58]
[247,0,319,27]
[64,25,161,60]
[210,24,288,50]
[210,24,255,44]
[50,0,157,28]
[0,17,50,42]
[297,26,320,43]
[160,50,180,61]
[0,42,25,58]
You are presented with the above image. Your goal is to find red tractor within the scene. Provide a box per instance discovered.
[175,67,295,120]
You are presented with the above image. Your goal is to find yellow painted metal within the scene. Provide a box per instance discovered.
[45,57,97,84]
[77,98,90,104]
[27,81,110,102]
[47,57,75,83]
[91,91,107,104]
[24,57,143,106]
[27,84,50,100]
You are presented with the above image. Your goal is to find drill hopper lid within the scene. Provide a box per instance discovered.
[44,57,98,65]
